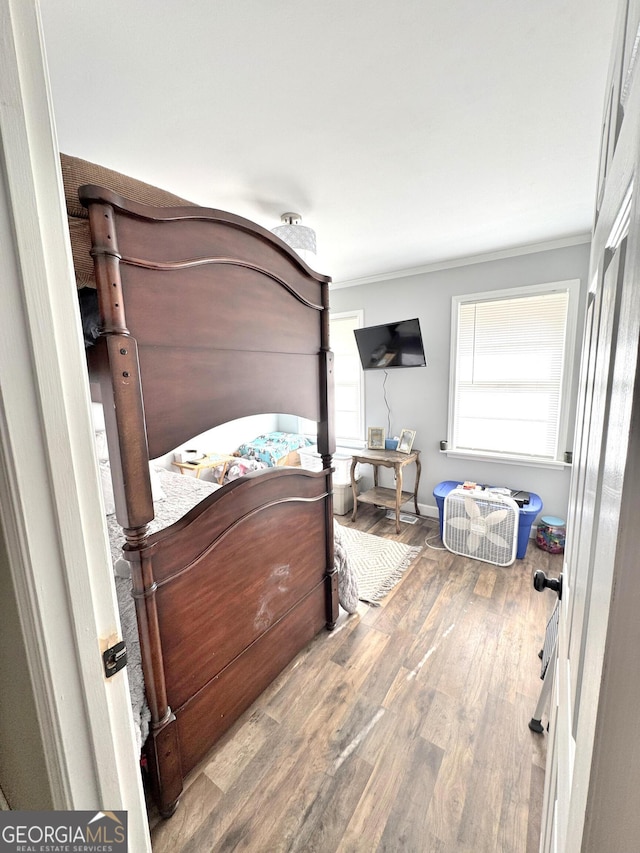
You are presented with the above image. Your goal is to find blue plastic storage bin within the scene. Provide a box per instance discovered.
[433,480,543,560]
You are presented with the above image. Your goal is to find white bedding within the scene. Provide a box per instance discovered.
[108,466,358,753]
[106,467,221,564]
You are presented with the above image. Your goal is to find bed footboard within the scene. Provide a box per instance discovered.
[125,468,335,815]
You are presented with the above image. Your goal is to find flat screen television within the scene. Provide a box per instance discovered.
[354,318,427,370]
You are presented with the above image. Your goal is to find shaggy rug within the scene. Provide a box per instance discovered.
[338,525,423,604]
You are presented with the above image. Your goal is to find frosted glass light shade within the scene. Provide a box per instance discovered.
[271,212,317,255]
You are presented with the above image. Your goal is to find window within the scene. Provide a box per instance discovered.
[449,281,579,463]
[331,311,364,441]
[299,310,364,443]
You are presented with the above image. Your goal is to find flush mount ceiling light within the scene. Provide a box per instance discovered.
[271,212,317,256]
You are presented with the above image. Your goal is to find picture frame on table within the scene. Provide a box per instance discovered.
[397,428,416,453]
[367,426,386,450]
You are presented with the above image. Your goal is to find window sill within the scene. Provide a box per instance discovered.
[335,439,368,451]
[440,449,571,471]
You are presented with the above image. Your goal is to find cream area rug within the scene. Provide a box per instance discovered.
[338,524,423,604]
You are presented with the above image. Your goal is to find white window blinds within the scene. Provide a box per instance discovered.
[331,313,364,441]
[452,288,571,460]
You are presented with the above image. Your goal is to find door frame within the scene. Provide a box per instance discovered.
[539,0,640,847]
[0,2,150,848]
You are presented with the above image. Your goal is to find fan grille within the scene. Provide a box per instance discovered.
[443,488,519,566]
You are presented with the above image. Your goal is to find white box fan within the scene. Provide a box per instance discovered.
[443,487,519,566]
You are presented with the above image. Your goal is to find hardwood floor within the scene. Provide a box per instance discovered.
[149,506,561,852]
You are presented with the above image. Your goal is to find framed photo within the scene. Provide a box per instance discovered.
[367,426,386,450]
[397,428,416,454]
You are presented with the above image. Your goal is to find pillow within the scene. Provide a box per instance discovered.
[99,459,166,517]
[91,404,110,462]
[149,464,166,502]
[92,401,166,503]
[113,557,131,579]
[91,402,106,431]
[94,429,110,463]
[98,460,116,515]
[223,458,267,482]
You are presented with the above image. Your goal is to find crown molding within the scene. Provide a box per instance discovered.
[331,233,592,290]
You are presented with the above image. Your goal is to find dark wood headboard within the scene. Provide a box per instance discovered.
[80,185,335,528]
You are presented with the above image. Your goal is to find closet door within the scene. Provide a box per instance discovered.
[539,1,640,849]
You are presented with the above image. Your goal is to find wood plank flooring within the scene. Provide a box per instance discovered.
[149,506,560,852]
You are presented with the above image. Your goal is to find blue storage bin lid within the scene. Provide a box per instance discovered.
[540,515,565,527]
[433,480,461,498]
[433,481,543,515]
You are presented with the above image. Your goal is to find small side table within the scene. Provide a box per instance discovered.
[350,448,421,533]
[172,452,236,483]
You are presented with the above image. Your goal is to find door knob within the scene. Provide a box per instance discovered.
[533,570,563,599]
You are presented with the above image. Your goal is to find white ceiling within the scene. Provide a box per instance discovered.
[40,1,617,284]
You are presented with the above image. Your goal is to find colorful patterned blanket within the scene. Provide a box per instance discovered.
[235,431,312,467]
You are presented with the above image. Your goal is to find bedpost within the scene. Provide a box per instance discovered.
[85,196,181,814]
[84,200,154,530]
[318,280,339,629]
[317,281,335,459]
[127,546,183,817]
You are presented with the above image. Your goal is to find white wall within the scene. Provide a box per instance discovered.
[330,242,590,522]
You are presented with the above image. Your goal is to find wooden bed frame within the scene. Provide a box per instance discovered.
[79,185,338,817]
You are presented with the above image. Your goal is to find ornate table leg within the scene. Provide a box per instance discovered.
[350,457,359,523]
[395,463,403,533]
[414,453,422,515]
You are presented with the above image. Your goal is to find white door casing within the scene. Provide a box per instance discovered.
[0,1,151,848]
[539,0,640,848]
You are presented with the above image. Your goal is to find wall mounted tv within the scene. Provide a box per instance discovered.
[354,318,427,370]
